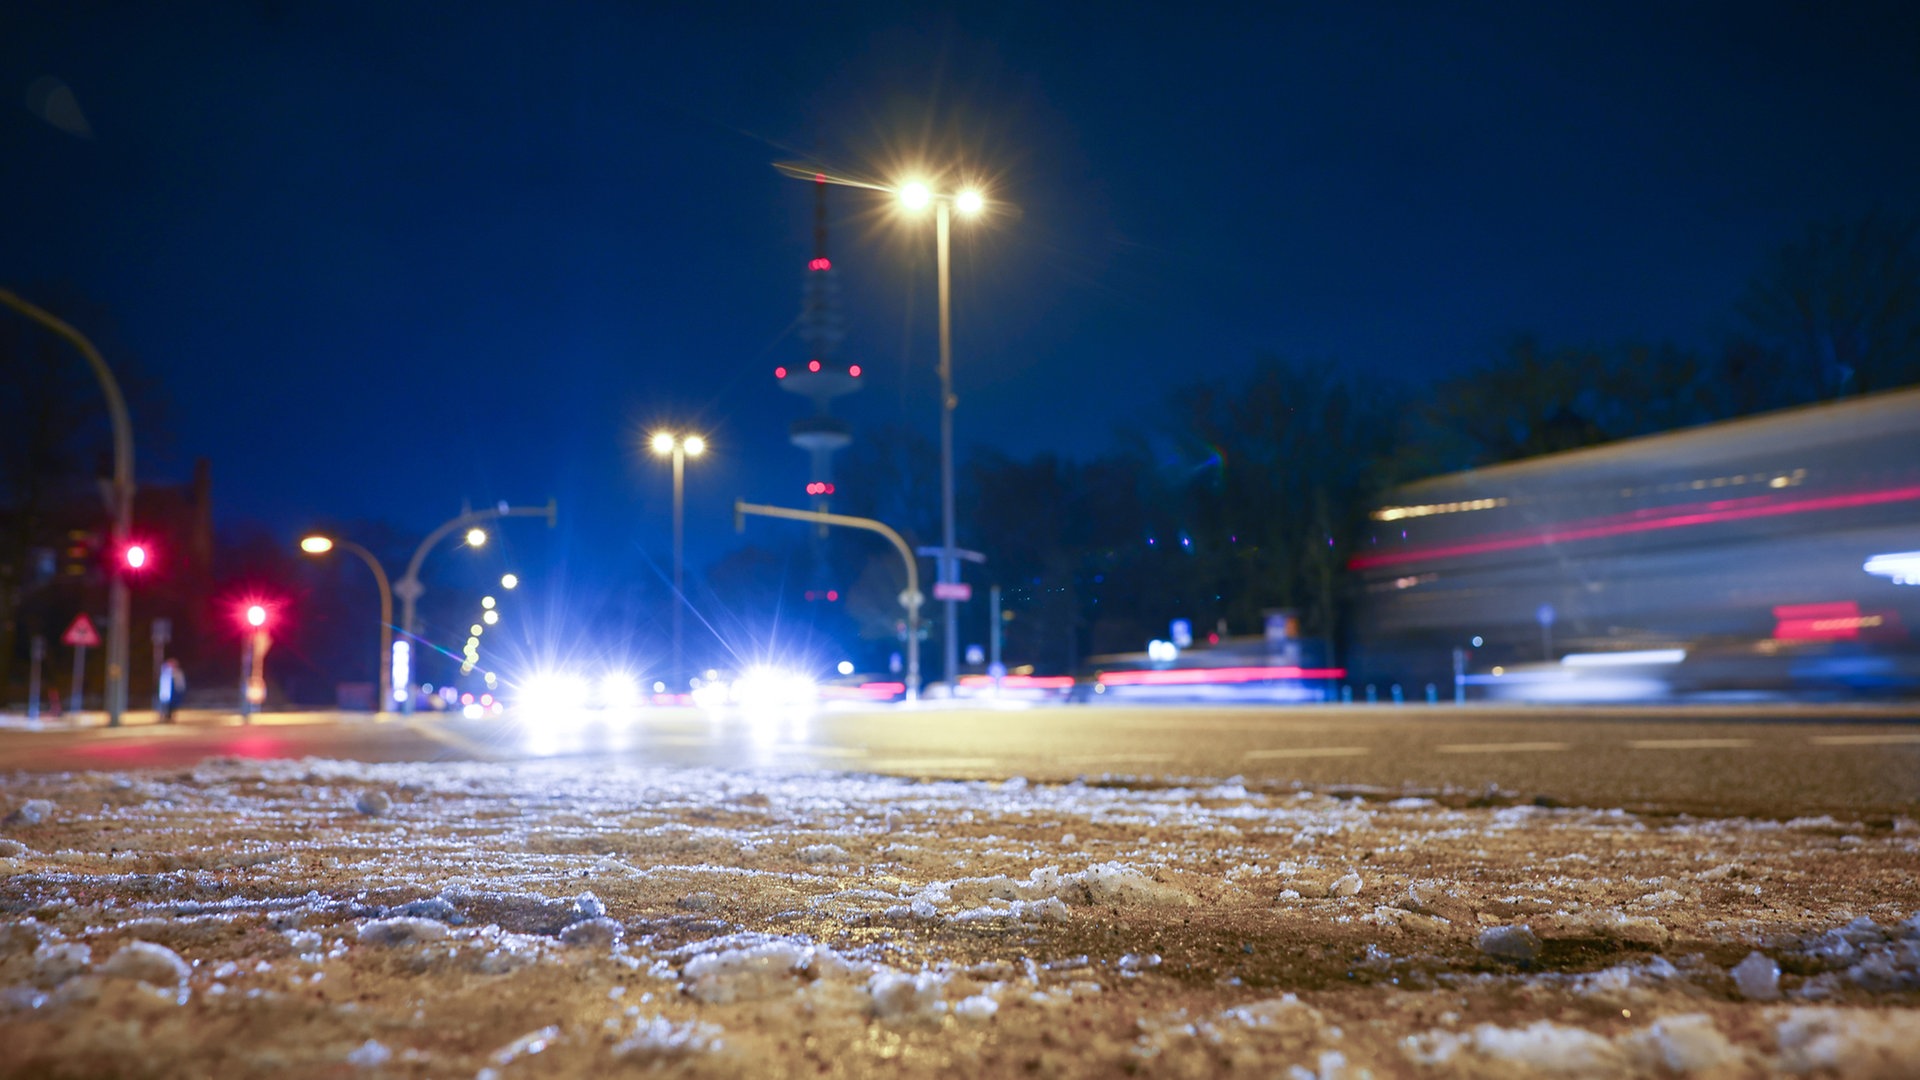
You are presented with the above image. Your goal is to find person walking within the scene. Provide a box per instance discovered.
[158,658,185,722]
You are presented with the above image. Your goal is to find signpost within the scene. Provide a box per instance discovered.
[64,614,100,713]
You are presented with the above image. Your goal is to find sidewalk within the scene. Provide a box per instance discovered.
[0,708,392,732]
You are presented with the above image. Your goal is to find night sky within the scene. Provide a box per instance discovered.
[6,1,1919,591]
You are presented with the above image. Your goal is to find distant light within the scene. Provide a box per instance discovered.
[480,693,493,706]
[300,536,333,554]
[1471,636,1484,647]
[775,366,787,379]
[1491,666,1505,676]
[899,182,931,210]
[827,590,839,602]
[482,596,496,609]
[245,604,267,628]
[808,257,832,271]
[650,432,676,455]
[1146,639,1178,662]
[849,365,862,377]
[600,671,640,708]
[465,527,487,547]
[1864,551,1920,585]
[1561,649,1687,668]
[809,359,821,372]
[956,190,985,215]
[461,692,475,706]
[462,703,484,720]
[501,574,519,589]
[837,660,854,676]
[124,544,147,569]
[684,435,706,456]
[484,671,497,689]
[482,610,499,625]
[653,681,666,694]
[470,624,483,636]
[392,642,410,700]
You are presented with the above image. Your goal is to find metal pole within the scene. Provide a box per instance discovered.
[935,198,958,692]
[736,500,920,702]
[28,635,44,722]
[672,446,685,688]
[989,584,1002,695]
[0,290,135,727]
[71,642,86,715]
[326,540,394,713]
[239,634,253,722]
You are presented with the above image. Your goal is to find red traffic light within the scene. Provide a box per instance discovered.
[124,543,148,570]
[245,604,267,628]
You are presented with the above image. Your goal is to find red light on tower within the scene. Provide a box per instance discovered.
[808,257,832,272]
[808,360,821,372]
[848,365,861,377]
[775,366,787,379]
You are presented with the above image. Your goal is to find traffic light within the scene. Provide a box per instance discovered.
[119,540,153,574]
[60,529,102,579]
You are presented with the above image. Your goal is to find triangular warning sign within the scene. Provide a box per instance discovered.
[63,614,100,648]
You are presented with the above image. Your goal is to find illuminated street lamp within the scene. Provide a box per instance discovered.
[650,431,706,687]
[500,573,519,590]
[893,176,988,690]
[299,533,394,713]
[394,500,557,714]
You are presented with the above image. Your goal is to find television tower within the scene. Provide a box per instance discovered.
[775,175,863,594]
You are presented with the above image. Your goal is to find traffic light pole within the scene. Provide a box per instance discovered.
[1,290,135,727]
[735,500,921,702]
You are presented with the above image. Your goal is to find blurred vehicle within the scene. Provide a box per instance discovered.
[1350,388,1920,700]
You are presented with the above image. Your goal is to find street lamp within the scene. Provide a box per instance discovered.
[299,534,394,714]
[1,289,136,726]
[894,178,988,691]
[650,431,706,688]
[393,500,557,714]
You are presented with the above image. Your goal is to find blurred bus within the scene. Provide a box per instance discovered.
[1349,388,1920,701]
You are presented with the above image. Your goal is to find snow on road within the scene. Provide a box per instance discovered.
[2,757,1918,1077]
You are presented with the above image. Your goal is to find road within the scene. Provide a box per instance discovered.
[4,702,1916,817]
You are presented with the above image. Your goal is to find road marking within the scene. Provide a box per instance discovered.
[1436,741,1570,754]
[1244,746,1371,760]
[1807,733,1920,746]
[1059,752,1176,765]
[1628,738,1754,750]
[405,719,511,762]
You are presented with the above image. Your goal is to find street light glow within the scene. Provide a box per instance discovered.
[481,596,496,609]
[246,604,267,628]
[956,190,985,214]
[684,435,706,456]
[899,181,931,210]
[465,527,488,547]
[501,573,519,589]
[482,609,499,625]
[650,432,676,455]
[299,536,333,554]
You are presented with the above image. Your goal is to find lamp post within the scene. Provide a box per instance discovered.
[650,432,706,688]
[394,500,557,714]
[1,289,135,726]
[896,181,986,690]
[299,535,393,714]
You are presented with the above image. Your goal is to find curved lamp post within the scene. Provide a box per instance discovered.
[1,289,135,726]
[395,500,557,713]
[299,535,394,714]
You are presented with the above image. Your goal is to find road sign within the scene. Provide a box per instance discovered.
[62,614,100,648]
[933,581,972,602]
[916,545,988,565]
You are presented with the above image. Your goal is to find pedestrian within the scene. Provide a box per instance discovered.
[158,658,185,722]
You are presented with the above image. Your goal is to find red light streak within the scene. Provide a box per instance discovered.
[1349,484,1920,571]
[1096,665,1346,687]
[957,674,1076,689]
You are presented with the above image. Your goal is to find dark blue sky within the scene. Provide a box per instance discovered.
[6,1,1919,582]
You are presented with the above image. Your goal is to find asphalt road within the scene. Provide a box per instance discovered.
[5,702,1917,818]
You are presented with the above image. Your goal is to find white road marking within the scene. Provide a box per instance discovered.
[1628,738,1755,750]
[1436,741,1570,754]
[1807,733,1920,746]
[1244,746,1372,760]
